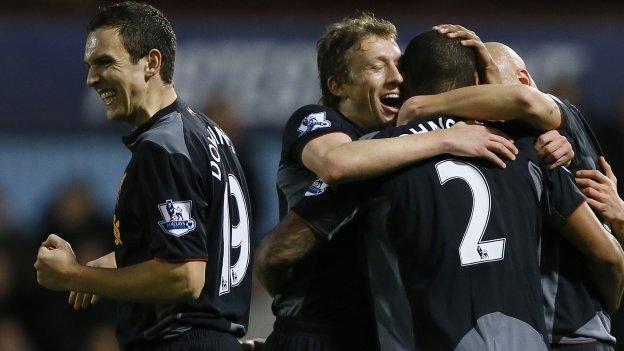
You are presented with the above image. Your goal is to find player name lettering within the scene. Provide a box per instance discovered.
[206,125,235,181]
[403,117,456,136]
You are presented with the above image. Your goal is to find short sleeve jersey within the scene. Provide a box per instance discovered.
[540,94,615,345]
[277,104,365,218]
[295,117,586,351]
[273,104,375,334]
[113,99,252,348]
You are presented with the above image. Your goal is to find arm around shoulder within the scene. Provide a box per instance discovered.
[398,84,562,131]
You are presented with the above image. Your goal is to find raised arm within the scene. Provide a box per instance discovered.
[398,84,562,131]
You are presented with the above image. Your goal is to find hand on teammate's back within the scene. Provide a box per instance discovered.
[534,130,574,169]
[576,157,624,225]
[446,121,518,168]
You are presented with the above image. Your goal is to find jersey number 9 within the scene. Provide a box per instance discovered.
[219,174,251,295]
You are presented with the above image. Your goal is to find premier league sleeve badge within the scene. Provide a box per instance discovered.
[297,111,332,136]
[157,199,197,237]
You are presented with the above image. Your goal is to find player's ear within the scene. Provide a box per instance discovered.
[473,71,480,85]
[518,69,535,88]
[328,76,347,98]
[145,48,162,81]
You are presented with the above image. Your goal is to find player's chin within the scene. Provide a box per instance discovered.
[379,105,399,125]
[378,111,397,126]
[106,110,125,122]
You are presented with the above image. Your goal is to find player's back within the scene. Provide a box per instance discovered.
[368,123,549,350]
[114,99,252,347]
[185,104,253,334]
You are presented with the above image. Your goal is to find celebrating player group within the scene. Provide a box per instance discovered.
[33,2,624,351]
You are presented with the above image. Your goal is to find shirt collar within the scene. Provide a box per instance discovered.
[122,98,184,150]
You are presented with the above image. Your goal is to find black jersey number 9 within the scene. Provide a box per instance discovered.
[436,160,506,266]
[219,174,251,295]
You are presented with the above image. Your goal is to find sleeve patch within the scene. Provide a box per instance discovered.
[157,199,197,237]
[297,111,332,135]
[304,178,329,197]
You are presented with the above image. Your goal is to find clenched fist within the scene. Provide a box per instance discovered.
[34,234,79,291]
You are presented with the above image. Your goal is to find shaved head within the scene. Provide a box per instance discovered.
[485,42,536,88]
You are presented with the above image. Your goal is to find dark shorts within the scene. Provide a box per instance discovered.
[263,317,377,351]
[126,329,242,351]
[553,342,615,351]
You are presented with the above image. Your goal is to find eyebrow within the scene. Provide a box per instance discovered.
[372,55,400,64]
[84,53,114,66]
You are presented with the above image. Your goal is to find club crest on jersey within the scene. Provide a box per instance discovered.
[157,200,196,237]
[297,111,331,135]
[304,178,328,197]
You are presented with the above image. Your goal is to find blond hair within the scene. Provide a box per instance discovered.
[317,12,397,108]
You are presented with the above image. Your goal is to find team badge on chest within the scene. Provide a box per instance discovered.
[157,200,197,237]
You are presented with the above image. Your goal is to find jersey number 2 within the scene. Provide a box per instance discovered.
[219,174,251,295]
[436,160,506,266]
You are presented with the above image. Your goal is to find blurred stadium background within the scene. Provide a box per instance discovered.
[1,0,624,350]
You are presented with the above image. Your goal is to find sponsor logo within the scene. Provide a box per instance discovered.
[304,178,328,197]
[157,200,196,237]
[297,111,331,135]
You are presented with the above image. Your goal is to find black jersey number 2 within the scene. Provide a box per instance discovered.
[436,160,506,266]
[219,174,251,295]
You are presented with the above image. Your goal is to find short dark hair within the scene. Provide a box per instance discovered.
[400,30,476,98]
[317,12,397,109]
[87,1,176,84]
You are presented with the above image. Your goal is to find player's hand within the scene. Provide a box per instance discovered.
[240,338,265,351]
[534,130,574,169]
[446,121,518,168]
[69,252,115,310]
[576,157,624,225]
[397,95,428,124]
[433,24,501,84]
[34,234,79,291]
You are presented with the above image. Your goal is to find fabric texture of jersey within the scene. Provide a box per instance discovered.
[294,117,586,351]
[277,104,365,219]
[540,94,615,346]
[270,104,375,350]
[113,99,252,349]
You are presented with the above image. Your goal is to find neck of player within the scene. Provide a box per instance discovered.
[338,100,374,132]
[130,83,178,128]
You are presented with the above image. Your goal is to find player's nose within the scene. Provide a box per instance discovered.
[86,68,100,87]
[387,63,403,86]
